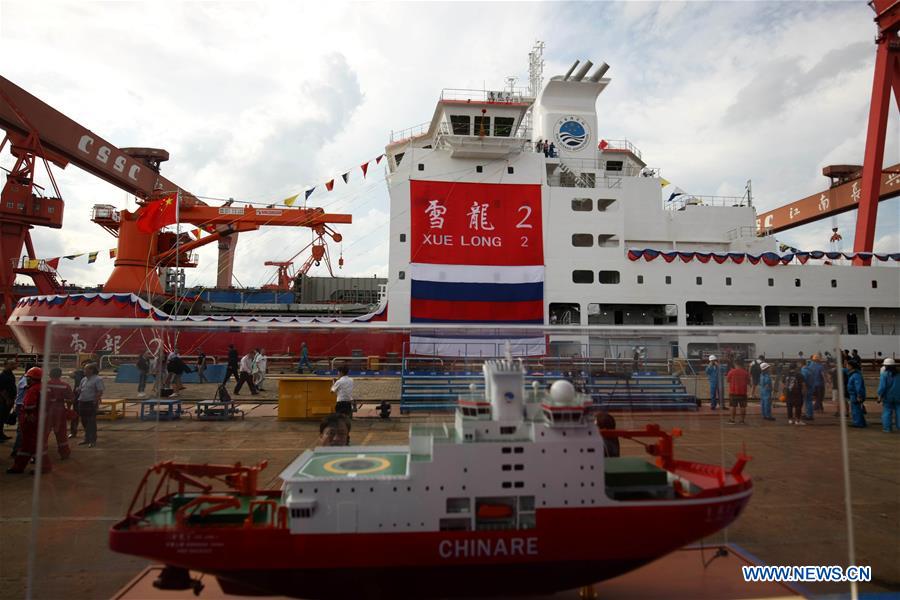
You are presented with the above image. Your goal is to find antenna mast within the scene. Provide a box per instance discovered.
[524,40,545,141]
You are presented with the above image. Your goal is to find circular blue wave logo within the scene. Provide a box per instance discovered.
[555,116,589,151]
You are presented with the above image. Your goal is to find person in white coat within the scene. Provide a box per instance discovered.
[252,348,268,392]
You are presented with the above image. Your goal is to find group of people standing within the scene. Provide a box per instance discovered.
[1,359,104,475]
[704,351,899,432]
[135,348,209,398]
[535,139,557,157]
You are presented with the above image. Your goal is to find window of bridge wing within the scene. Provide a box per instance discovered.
[450,115,471,135]
[474,116,491,136]
[494,117,515,137]
[572,234,593,247]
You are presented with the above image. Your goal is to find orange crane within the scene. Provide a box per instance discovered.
[755,1,899,257]
[262,225,344,291]
[0,74,351,301]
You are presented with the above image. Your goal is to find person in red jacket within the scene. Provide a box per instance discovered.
[45,368,73,460]
[726,358,751,425]
[7,367,50,474]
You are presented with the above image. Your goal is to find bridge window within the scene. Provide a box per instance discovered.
[572,234,593,247]
[605,160,623,172]
[474,116,491,136]
[450,115,471,135]
[494,117,514,137]
[596,198,616,211]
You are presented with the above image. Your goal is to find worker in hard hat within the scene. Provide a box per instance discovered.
[877,358,899,433]
[706,355,722,410]
[7,367,51,474]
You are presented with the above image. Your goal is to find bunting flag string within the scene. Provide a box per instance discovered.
[87,251,99,264]
[273,153,386,206]
[627,248,900,266]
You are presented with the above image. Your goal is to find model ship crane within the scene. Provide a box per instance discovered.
[263,224,344,291]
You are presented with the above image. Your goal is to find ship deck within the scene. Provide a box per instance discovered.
[2,378,898,598]
[293,451,410,479]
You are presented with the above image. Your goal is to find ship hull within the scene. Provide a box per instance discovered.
[8,293,401,357]
[110,491,751,599]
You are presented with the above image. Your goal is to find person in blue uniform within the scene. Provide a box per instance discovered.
[759,362,774,421]
[846,360,867,428]
[706,355,721,410]
[877,358,899,433]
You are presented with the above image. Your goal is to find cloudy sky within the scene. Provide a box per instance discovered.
[1,1,897,290]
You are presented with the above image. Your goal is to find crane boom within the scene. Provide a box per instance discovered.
[756,163,900,234]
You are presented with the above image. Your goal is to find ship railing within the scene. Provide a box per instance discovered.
[10,257,57,272]
[600,139,643,160]
[439,87,533,104]
[434,121,532,144]
[725,226,759,240]
[96,353,218,372]
[666,194,749,211]
[389,121,431,143]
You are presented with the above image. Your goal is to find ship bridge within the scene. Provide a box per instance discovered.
[387,88,534,165]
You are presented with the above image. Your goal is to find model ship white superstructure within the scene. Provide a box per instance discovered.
[279,358,600,536]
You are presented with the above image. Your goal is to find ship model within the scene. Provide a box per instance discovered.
[110,358,751,598]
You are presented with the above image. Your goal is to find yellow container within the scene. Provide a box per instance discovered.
[278,377,335,420]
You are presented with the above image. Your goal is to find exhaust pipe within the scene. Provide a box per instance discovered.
[571,60,593,82]
[589,62,610,82]
[563,60,580,81]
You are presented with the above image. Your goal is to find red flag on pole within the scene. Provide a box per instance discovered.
[360,162,369,178]
[598,139,609,150]
[136,194,178,233]
[46,257,60,270]
[325,179,335,192]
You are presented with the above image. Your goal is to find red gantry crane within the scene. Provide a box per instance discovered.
[756,2,900,258]
[0,74,352,308]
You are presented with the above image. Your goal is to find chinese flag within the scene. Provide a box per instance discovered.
[136,194,178,233]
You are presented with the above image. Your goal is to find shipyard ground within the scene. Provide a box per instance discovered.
[0,379,897,599]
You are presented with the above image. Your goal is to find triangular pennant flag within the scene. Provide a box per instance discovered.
[360,162,369,178]
[325,179,334,192]
[660,178,670,187]
[341,172,350,184]
[283,193,299,207]
[46,257,60,270]
[108,248,117,259]
[305,187,316,201]
[192,228,201,239]
[375,154,384,164]
[65,254,83,260]
[88,251,99,264]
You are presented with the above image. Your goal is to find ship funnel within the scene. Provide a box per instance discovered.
[589,62,610,82]
[563,60,580,81]
[571,60,593,82]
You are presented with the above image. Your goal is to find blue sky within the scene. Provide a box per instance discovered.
[1,1,896,289]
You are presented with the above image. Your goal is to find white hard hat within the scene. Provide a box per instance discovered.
[885,358,896,366]
[760,362,770,371]
[708,355,718,361]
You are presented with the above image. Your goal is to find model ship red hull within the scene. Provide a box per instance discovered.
[112,494,749,598]
[110,421,752,599]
